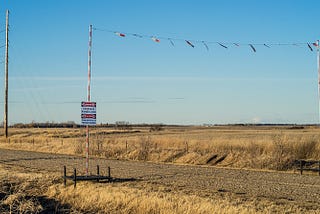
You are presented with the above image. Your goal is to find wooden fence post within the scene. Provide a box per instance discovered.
[63,166,66,187]
[126,141,128,153]
[185,141,189,153]
[97,165,100,182]
[74,168,77,188]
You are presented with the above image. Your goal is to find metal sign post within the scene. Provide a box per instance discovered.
[85,25,93,176]
[317,40,320,124]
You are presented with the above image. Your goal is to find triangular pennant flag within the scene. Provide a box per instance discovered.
[186,40,194,48]
[168,38,175,46]
[313,42,319,47]
[264,44,270,48]
[202,41,209,51]
[115,32,125,37]
[249,44,256,52]
[151,37,160,43]
[218,43,228,49]
[307,43,313,51]
[132,34,143,38]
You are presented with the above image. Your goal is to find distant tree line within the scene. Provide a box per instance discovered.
[6,121,318,129]
[8,121,169,130]
[5,121,319,129]
[11,121,78,128]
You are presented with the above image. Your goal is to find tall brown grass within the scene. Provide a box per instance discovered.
[47,181,306,214]
[1,126,320,170]
[0,166,65,213]
[0,166,307,213]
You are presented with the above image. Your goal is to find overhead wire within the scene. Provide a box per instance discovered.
[93,27,318,52]
[5,22,51,123]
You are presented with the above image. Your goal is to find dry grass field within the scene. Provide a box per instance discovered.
[1,125,320,170]
[1,125,320,213]
[0,159,315,213]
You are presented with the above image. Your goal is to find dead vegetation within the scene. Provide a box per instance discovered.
[0,163,313,214]
[0,125,320,213]
[0,167,70,213]
[0,146,320,213]
[48,181,307,214]
[1,126,320,171]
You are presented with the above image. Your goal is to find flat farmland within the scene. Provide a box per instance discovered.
[1,125,320,169]
[1,125,320,213]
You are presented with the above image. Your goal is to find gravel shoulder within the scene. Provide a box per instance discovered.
[1,148,320,210]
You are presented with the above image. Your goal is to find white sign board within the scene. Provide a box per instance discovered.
[81,101,96,125]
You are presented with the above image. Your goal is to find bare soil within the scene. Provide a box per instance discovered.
[1,148,320,211]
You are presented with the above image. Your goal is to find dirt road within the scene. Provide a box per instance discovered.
[0,148,320,210]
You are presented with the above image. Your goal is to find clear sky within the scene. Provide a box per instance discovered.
[0,0,319,125]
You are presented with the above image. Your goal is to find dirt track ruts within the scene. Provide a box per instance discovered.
[0,148,320,209]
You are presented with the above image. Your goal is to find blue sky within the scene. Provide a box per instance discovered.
[0,0,319,124]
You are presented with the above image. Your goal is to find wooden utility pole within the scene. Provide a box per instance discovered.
[4,10,9,140]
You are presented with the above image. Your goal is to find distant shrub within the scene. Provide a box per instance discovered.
[149,125,163,132]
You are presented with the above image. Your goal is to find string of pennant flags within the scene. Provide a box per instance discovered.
[93,27,319,52]
[91,26,320,123]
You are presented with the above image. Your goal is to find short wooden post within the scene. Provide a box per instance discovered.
[126,141,128,153]
[185,141,189,153]
[73,168,77,188]
[63,166,66,187]
[300,160,303,175]
[108,166,111,178]
[97,165,100,182]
